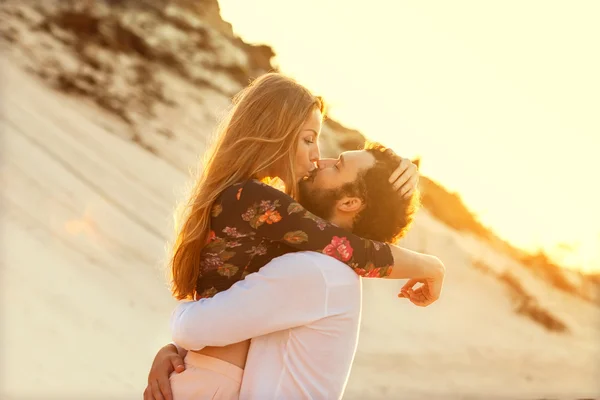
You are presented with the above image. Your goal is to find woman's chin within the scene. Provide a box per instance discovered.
[296,172,308,182]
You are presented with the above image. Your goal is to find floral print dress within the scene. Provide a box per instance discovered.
[195,180,394,298]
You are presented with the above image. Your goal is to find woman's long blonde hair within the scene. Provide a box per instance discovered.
[171,73,324,300]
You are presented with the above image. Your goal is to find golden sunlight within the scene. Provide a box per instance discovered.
[218,0,600,272]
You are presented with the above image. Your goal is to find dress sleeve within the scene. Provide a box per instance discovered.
[220,180,394,277]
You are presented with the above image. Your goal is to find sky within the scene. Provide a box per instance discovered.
[217,0,600,272]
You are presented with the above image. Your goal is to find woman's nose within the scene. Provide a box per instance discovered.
[309,145,321,163]
[316,158,337,169]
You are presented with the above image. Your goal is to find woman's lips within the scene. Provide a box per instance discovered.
[302,168,318,182]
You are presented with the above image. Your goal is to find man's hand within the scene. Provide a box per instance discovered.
[385,149,419,198]
[398,258,445,307]
[143,344,186,400]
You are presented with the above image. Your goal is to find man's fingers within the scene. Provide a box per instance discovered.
[171,356,185,373]
[174,365,185,373]
[150,380,165,400]
[143,386,152,400]
[158,376,174,400]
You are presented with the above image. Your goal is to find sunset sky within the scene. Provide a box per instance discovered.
[218,1,600,272]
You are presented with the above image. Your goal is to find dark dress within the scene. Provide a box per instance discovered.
[195,180,394,298]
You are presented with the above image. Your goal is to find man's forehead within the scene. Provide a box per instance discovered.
[341,150,376,169]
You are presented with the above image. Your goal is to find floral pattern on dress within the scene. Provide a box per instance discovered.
[226,240,242,248]
[195,179,393,297]
[197,287,217,299]
[323,236,354,262]
[283,230,309,244]
[303,211,327,231]
[200,252,223,271]
[246,243,268,257]
[217,264,239,278]
[206,230,216,244]
[242,199,282,229]
[353,262,391,278]
[287,202,304,215]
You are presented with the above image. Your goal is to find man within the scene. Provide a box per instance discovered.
[145,143,443,399]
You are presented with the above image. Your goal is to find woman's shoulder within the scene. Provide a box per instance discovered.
[233,179,291,200]
[216,179,285,204]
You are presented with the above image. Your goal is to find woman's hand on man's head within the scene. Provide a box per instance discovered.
[387,151,419,198]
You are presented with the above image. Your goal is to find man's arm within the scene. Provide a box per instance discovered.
[171,252,328,351]
[143,343,185,400]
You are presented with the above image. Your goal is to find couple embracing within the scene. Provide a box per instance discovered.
[143,73,445,400]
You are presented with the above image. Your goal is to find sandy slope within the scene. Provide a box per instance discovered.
[1,57,183,399]
[350,212,600,399]
[1,41,599,400]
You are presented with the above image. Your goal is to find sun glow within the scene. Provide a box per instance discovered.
[218,0,600,272]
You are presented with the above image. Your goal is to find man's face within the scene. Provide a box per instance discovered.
[297,150,376,220]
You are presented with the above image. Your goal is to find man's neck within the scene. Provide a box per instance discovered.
[328,213,353,231]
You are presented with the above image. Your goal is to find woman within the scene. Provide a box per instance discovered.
[144,73,441,400]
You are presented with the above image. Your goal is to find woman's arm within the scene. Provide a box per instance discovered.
[218,180,444,291]
[220,180,394,277]
[387,246,445,306]
[387,245,444,280]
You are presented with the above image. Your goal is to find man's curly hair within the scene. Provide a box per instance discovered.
[345,142,421,243]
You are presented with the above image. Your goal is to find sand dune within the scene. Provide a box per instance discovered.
[1,1,599,399]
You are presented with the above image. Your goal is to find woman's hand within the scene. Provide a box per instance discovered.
[143,344,186,400]
[385,149,419,198]
[398,257,445,307]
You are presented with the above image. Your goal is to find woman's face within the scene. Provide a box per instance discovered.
[294,108,322,181]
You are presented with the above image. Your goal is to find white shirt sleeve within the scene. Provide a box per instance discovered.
[170,253,329,351]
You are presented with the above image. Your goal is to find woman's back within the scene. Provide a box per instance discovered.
[195,179,394,299]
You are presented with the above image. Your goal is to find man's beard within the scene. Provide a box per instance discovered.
[297,179,341,221]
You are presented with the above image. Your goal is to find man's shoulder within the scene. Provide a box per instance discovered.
[266,251,359,284]
[270,251,347,267]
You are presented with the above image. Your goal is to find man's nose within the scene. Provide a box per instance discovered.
[316,158,337,169]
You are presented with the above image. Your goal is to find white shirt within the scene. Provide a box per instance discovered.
[170,251,362,399]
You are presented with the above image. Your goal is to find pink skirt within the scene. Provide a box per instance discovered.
[169,352,243,400]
